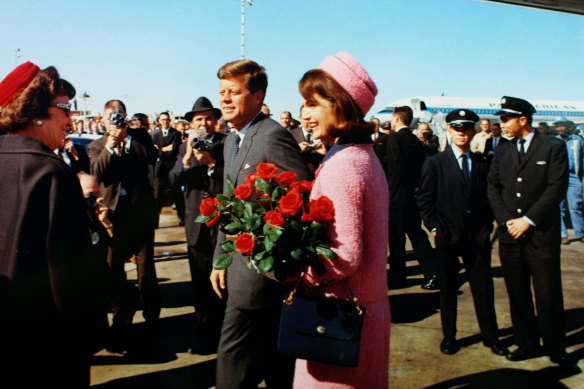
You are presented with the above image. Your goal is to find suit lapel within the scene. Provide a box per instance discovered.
[519,132,540,171]
[229,113,265,184]
[446,147,468,196]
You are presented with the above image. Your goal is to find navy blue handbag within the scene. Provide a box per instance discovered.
[277,283,365,367]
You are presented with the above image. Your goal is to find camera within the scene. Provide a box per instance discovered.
[190,137,213,152]
[109,112,128,127]
[85,196,99,211]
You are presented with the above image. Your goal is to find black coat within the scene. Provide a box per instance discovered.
[482,136,508,163]
[384,127,426,209]
[151,127,182,181]
[418,147,493,249]
[487,132,568,245]
[0,135,108,381]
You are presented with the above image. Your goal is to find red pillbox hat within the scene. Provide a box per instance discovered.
[0,61,40,109]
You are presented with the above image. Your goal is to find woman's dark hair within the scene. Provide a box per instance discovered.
[299,69,373,139]
[0,66,76,132]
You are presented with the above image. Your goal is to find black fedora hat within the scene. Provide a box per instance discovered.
[184,96,222,122]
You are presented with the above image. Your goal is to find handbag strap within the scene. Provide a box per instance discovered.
[283,273,364,316]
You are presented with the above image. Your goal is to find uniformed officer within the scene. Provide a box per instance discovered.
[487,96,572,367]
[418,109,506,356]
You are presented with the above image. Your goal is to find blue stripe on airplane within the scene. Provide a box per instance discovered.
[426,107,584,117]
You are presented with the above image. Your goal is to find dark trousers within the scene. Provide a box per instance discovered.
[216,302,295,389]
[187,224,225,352]
[499,239,566,358]
[389,202,438,280]
[110,197,160,324]
[436,239,499,342]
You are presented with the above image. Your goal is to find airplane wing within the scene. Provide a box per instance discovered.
[484,0,584,16]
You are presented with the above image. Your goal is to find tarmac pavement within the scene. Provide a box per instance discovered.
[90,206,584,388]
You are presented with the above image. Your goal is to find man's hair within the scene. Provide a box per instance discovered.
[217,59,268,94]
[281,111,291,118]
[0,66,76,132]
[157,111,171,120]
[393,106,414,126]
[104,99,126,113]
[481,118,491,125]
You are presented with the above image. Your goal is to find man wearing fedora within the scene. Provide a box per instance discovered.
[488,96,572,368]
[170,96,226,354]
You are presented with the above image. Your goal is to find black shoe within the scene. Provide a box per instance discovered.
[483,340,508,356]
[505,346,542,361]
[550,353,581,373]
[440,339,460,355]
[421,275,438,290]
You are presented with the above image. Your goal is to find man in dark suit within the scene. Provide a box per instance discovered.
[418,109,507,357]
[487,96,571,367]
[210,59,310,389]
[88,99,160,352]
[151,112,182,227]
[56,135,90,173]
[385,105,439,289]
[482,122,508,163]
[170,96,227,354]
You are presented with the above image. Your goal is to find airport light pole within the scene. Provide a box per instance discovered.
[82,91,90,131]
[15,48,20,65]
[241,0,253,59]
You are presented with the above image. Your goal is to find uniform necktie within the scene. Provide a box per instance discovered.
[518,139,526,163]
[231,134,241,168]
[461,154,470,185]
[305,132,312,143]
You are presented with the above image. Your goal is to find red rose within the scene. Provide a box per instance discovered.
[275,171,298,186]
[290,180,313,193]
[256,162,278,180]
[278,189,304,216]
[235,233,255,255]
[264,210,285,228]
[304,196,335,222]
[234,183,253,200]
[245,173,258,186]
[199,197,218,217]
[206,213,220,227]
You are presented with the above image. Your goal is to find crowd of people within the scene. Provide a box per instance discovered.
[0,53,580,388]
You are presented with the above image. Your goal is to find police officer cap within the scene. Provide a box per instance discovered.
[446,109,480,128]
[494,96,536,117]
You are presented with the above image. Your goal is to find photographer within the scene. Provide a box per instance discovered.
[170,96,226,354]
[88,100,160,353]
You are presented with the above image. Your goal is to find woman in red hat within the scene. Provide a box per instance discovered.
[0,63,108,387]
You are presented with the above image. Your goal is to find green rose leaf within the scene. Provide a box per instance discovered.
[268,227,283,241]
[291,248,303,261]
[256,178,270,194]
[258,256,274,273]
[195,214,211,223]
[224,221,245,233]
[220,240,235,252]
[263,236,275,252]
[213,253,233,269]
[316,245,336,259]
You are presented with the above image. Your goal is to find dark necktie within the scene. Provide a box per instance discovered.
[231,134,241,168]
[518,139,526,163]
[305,132,312,143]
[461,154,470,185]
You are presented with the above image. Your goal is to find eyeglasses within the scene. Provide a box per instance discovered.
[52,102,72,116]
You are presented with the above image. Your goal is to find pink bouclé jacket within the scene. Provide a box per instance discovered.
[294,144,391,389]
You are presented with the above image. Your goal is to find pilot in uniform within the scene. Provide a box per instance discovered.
[487,96,572,367]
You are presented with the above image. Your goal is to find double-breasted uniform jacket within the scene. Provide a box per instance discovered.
[151,127,182,181]
[214,113,311,310]
[487,132,568,245]
[418,147,493,250]
[170,132,226,250]
[0,135,108,373]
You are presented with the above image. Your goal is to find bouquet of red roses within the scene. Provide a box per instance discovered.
[196,162,336,277]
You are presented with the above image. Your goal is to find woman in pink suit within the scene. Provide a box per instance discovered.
[294,52,390,388]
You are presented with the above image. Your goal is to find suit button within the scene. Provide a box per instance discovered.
[516,193,522,197]
[517,209,522,213]
[517,177,523,182]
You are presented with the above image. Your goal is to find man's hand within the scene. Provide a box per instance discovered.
[506,217,531,239]
[210,268,227,299]
[194,149,216,167]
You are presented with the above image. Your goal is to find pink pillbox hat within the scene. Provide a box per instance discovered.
[318,51,378,115]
